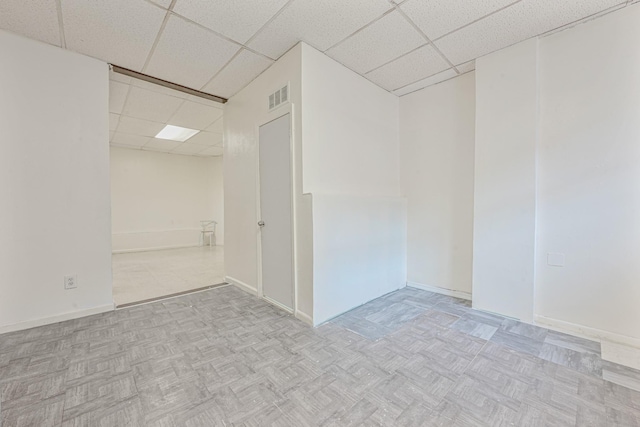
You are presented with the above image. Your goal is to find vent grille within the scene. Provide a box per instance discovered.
[268,84,290,111]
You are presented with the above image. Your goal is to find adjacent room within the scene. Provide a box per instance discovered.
[1,0,640,426]
[108,71,225,306]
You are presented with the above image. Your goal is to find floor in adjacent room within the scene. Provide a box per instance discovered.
[1,286,639,426]
[112,246,225,306]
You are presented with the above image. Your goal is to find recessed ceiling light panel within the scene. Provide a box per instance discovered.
[155,125,200,142]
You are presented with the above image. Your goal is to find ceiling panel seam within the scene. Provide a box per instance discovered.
[364,42,428,75]
[430,0,524,43]
[141,0,177,72]
[198,48,244,91]
[393,5,459,74]
[323,7,396,53]
[242,0,296,56]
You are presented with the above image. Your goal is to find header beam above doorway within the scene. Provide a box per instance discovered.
[110,64,227,104]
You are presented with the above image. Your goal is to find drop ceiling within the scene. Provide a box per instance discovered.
[109,72,223,157]
[1,0,637,99]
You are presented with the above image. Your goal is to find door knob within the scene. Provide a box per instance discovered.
[258,220,265,227]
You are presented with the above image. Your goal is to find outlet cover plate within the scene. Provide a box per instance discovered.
[547,253,565,267]
[64,275,77,289]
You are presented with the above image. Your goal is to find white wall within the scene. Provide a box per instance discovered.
[0,30,112,333]
[536,4,640,342]
[225,44,405,325]
[110,147,224,252]
[224,43,314,321]
[301,46,405,324]
[301,45,400,196]
[313,195,406,324]
[473,39,538,323]
[400,72,475,299]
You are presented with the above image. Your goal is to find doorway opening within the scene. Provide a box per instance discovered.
[108,69,225,307]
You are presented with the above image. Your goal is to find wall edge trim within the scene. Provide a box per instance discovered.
[295,310,313,326]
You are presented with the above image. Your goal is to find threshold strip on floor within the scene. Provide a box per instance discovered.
[115,282,229,309]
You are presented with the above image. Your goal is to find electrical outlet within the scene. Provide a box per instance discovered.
[64,275,77,290]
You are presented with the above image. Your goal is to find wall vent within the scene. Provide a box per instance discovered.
[268,84,290,111]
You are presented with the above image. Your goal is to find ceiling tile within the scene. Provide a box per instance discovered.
[111,132,150,148]
[0,0,61,46]
[540,2,626,37]
[145,15,240,90]
[186,131,223,146]
[198,146,224,157]
[366,45,449,91]
[202,49,273,98]
[173,0,289,44]
[248,0,392,59]
[117,116,165,137]
[62,0,165,71]
[206,118,223,133]
[400,0,517,40]
[109,81,129,114]
[434,0,625,65]
[109,113,120,131]
[170,143,209,155]
[168,101,223,129]
[393,68,457,96]
[130,78,190,99]
[457,60,476,73]
[326,10,426,74]
[149,0,172,8]
[187,94,226,108]
[117,115,165,137]
[123,86,185,123]
[143,138,182,152]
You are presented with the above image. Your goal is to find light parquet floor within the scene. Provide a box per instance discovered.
[112,246,224,306]
[1,285,639,426]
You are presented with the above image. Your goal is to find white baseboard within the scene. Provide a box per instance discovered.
[534,314,640,369]
[225,276,258,296]
[534,314,640,349]
[0,303,114,335]
[295,310,313,326]
[407,281,472,301]
[112,244,200,254]
[263,296,293,314]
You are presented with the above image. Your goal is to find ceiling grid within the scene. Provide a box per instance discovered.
[1,0,633,98]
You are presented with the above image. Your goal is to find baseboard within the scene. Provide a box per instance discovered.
[295,310,313,326]
[534,314,640,369]
[407,281,472,301]
[225,276,258,296]
[0,303,114,335]
[263,296,293,314]
[112,244,200,254]
[534,314,640,349]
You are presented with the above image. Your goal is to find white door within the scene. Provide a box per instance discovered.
[259,114,294,311]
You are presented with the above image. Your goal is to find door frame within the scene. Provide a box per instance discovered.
[255,104,297,315]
